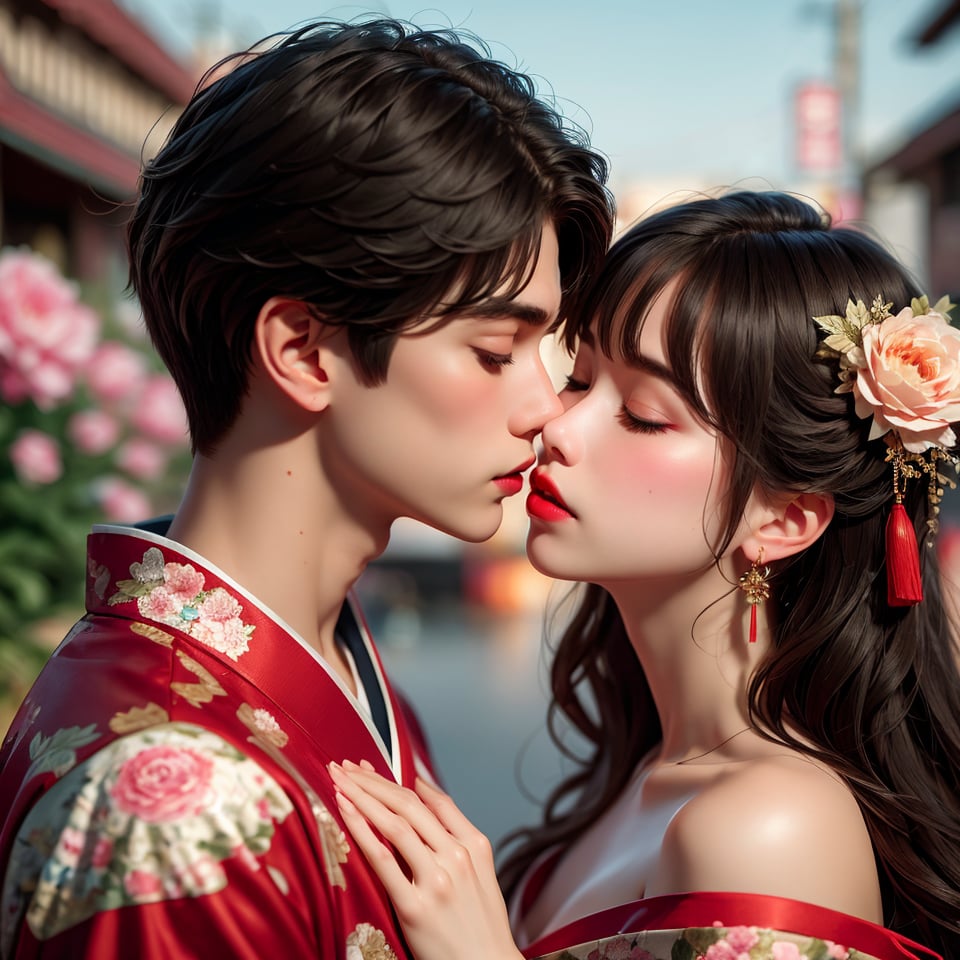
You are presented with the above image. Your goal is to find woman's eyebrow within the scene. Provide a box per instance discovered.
[632,353,679,388]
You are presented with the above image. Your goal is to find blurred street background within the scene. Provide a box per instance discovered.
[2,0,960,851]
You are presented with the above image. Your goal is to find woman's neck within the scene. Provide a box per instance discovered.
[605,567,774,763]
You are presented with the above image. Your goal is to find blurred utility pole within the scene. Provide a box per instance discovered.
[835,0,862,209]
[798,0,862,218]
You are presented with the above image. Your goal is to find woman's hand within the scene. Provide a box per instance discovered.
[329,760,524,960]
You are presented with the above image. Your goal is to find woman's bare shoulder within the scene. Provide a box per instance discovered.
[645,753,883,921]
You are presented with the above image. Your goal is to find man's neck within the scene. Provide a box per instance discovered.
[166,443,388,675]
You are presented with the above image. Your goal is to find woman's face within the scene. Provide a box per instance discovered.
[526,284,731,587]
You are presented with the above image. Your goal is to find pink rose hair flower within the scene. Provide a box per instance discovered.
[815,294,960,454]
[814,294,960,608]
[10,430,62,485]
[0,248,100,409]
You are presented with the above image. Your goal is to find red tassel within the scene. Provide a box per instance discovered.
[886,502,923,606]
[748,604,758,644]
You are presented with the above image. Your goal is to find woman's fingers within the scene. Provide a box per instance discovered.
[333,788,413,898]
[332,761,457,854]
[331,762,523,960]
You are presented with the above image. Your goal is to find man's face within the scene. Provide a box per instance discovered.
[321,222,564,542]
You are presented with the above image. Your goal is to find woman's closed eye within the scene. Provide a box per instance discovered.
[618,406,669,434]
[562,374,589,392]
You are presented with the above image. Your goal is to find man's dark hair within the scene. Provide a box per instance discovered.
[128,18,614,453]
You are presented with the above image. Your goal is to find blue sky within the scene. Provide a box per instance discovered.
[125,0,960,190]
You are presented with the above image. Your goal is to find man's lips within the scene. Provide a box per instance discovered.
[493,457,536,497]
[527,467,575,521]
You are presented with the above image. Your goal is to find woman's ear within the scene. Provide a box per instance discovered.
[741,490,835,564]
[254,297,337,413]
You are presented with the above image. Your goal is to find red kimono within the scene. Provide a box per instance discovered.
[513,855,942,960]
[0,526,436,959]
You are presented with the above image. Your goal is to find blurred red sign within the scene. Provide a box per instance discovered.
[795,81,842,173]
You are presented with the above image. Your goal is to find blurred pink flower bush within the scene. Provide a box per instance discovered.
[0,250,100,409]
[0,246,190,665]
[68,410,121,455]
[96,477,154,523]
[132,375,189,446]
[10,430,62,485]
[86,342,148,404]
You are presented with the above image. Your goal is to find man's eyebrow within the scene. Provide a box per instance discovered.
[453,298,553,326]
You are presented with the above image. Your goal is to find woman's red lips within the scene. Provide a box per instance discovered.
[527,468,575,521]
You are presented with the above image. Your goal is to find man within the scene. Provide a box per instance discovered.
[0,19,613,959]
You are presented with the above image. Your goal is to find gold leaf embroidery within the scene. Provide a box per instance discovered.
[130,622,174,647]
[109,703,170,734]
[170,651,227,708]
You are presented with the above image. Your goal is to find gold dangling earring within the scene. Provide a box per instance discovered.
[738,547,771,644]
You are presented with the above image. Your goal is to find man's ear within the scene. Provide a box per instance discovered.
[740,491,835,565]
[254,297,337,413]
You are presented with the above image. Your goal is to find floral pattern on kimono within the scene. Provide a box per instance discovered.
[1,722,293,949]
[538,924,855,960]
[108,547,255,661]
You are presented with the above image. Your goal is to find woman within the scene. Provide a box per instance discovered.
[330,191,960,960]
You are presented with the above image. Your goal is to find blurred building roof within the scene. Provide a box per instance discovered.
[0,0,197,195]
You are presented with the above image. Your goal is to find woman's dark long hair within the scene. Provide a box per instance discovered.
[499,191,960,954]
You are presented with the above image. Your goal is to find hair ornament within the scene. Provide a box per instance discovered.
[814,294,960,606]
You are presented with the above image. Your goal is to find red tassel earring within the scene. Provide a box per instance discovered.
[738,547,771,643]
[885,440,923,606]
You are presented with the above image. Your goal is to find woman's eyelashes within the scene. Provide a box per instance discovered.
[563,374,589,392]
[618,406,669,434]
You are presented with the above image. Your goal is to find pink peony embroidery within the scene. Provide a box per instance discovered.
[123,868,164,900]
[110,745,215,822]
[724,926,759,952]
[704,941,749,960]
[0,248,100,408]
[10,430,61,485]
[115,551,256,658]
[163,563,206,606]
[191,616,251,660]
[197,588,243,622]
[771,943,806,960]
[138,586,183,625]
